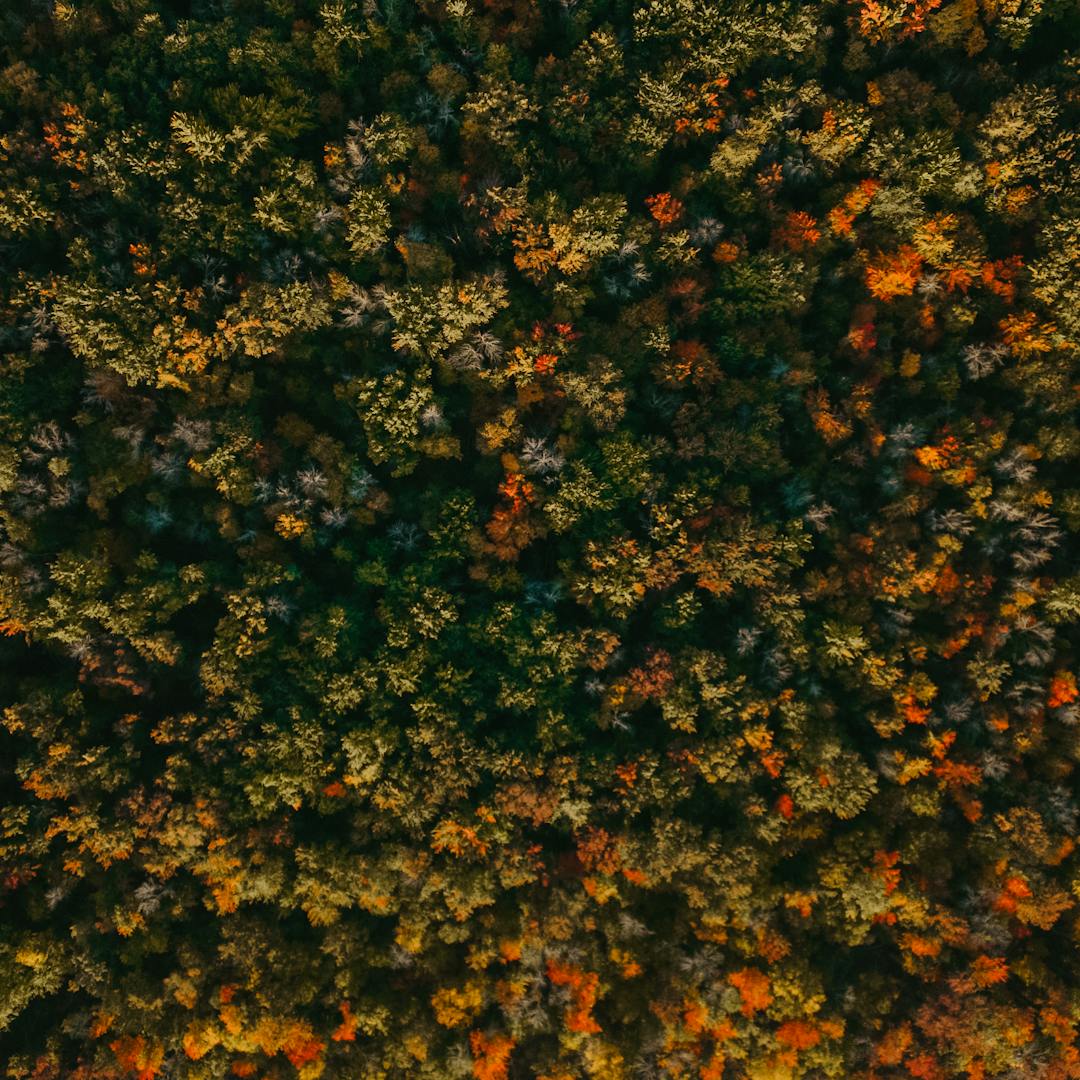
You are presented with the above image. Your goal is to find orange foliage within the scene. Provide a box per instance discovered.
[713,240,740,263]
[664,340,720,386]
[999,312,1057,358]
[756,163,783,194]
[942,264,974,294]
[1048,671,1078,708]
[828,207,856,237]
[432,819,489,858]
[876,1023,914,1065]
[512,223,558,281]
[1040,1006,1077,1049]
[42,103,89,172]
[546,960,602,1033]
[784,890,816,917]
[755,927,791,964]
[282,1028,325,1068]
[913,436,959,471]
[332,1001,359,1042]
[866,246,924,300]
[858,0,942,42]
[90,1013,116,1039]
[128,242,156,278]
[901,934,941,958]
[807,388,853,444]
[498,471,535,513]
[933,564,960,597]
[627,649,675,701]
[849,179,881,212]
[933,759,981,788]
[970,956,1008,988]
[646,192,684,227]
[775,211,821,251]
[775,1019,821,1050]
[980,256,1022,304]
[484,506,539,559]
[182,1020,219,1060]
[673,75,730,136]
[683,997,709,1035]
[469,1031,516,1080]
[993,875,1032,915]
[873,850,901,894]
[727,968,772,1017]
[830,179,880,235]
[110,1037,164,1080]
[905,1053,945,1079]
[575,827,621,874]
[614,761,638,792]
[485,471,539,561]
[700,1052,726,1079]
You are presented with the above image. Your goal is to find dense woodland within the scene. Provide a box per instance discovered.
[2,0,1080,1076]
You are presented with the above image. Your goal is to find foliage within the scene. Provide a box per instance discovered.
[1,0,1080,1078]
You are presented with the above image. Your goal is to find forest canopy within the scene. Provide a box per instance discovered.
[2,0,1080,1077]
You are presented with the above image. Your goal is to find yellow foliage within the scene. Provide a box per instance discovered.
[275,513,309,539]
[899,351,921,377]
[14,946,48,968]
[432,980,485,1027]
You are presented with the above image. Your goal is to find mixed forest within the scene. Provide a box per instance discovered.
[2,0,1080,1076]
